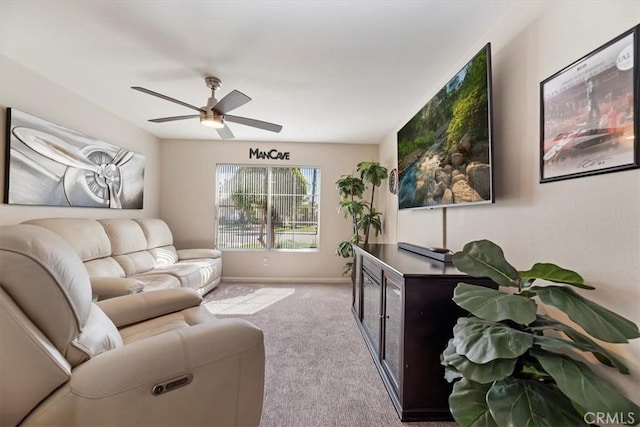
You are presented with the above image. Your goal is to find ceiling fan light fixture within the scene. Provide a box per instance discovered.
[200,115,225,129]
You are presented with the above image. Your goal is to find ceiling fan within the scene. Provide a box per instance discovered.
[132,76,282,139]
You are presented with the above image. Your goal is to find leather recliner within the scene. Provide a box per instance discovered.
[0,224,265,426]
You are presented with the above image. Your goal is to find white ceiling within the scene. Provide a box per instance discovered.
[0,1,514,144]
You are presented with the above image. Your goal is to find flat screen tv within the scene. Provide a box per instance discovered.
[397,43,494,209]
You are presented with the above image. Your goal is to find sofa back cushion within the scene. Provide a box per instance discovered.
[23,218,112,262]
[99,219,157,275]
[99,219,147,255]
[135,218,181,267]
[135,218,174,249]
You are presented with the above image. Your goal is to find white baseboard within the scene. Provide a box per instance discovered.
[221,276,350,285]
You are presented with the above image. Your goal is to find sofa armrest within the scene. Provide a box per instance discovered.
[33,319,264,426]
[90,277,144,300]
[177,248,222,260]
[97,288,202,328]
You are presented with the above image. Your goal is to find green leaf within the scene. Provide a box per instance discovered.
[444,365,463,383]
[452,317,533,364]
[449,378,498,427]
[442,338,515,384]
[441,338,457,366]
[518,290,538,298]
[530,315,629,373]
[533,349,640,421]
[486,377,586,427]
[453,240,519,287]
[533,285,640,343]
[337,198,367,217]
[454,354,516,385]
[341,261,353,276]
[358,211,382,236]
[520,263,594,290]
[441,342,465,383]
[520,360,553,381]
[335,241,353,258]
[356,161,388,187]
[335,175,365,198]
[454,283,537,325]
[532,334,629,373]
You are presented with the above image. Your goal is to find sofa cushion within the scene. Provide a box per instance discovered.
[134,264,201,289]
[135,218,174,249]
[128,273,181,292]
[99,219,147,255]
[84,257,126,278]
[176,258,221,287]
[23,218,111,262]
[159,264,201,289]
[148,246,179,267]
[177,248,222,260]
[114,251,155,276]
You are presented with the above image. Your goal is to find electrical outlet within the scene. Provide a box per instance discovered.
[263,257,268,266]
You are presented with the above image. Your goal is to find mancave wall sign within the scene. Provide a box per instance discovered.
[249,148,291,160]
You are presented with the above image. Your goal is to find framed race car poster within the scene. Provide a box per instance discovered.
[540,25,639,183]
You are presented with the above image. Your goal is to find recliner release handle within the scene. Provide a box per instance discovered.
[151,373,193,396]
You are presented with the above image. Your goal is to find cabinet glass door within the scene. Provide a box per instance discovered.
[353,253,362,319]
[383,275,402,387]
[361,268,381,350]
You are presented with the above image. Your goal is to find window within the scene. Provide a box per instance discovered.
[216,165,320,250]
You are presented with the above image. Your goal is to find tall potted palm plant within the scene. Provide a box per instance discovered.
[335,161,388,275]
[335,174,366,276]
[356,161,388,245]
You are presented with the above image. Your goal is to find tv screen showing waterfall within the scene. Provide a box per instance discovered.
[397,43,494,210]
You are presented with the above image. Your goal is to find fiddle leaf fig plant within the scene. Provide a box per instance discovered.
[441,239,640,427]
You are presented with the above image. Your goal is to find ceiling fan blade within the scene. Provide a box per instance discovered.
[225,115,283,133]
[148,114,200,123]
[131,86,205,113]
[213,90,251,114]
[216,124,235,139]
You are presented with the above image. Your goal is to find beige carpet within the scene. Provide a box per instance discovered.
[203,282,457,427]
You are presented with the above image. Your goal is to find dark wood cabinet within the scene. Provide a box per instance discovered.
[352,244,497,422]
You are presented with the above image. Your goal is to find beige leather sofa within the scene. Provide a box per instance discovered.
[0,224,264,426]
[23,218,221,300]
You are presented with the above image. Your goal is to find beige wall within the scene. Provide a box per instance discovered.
[159,139,377,281]
[1,0,638,398]
[379,1,640,399]
[0,56,161,225]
